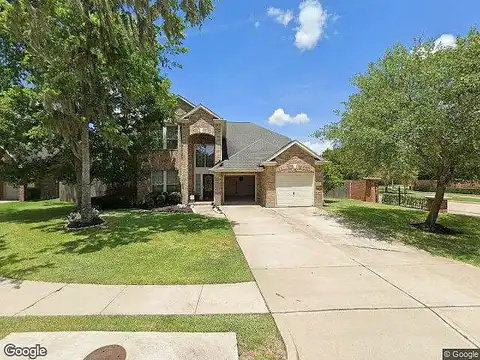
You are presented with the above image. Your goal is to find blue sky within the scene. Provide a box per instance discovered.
[166,0,479,154]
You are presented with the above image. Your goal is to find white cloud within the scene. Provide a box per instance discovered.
[268,108,310,126]
[254,21,261,28]
[433,34,457,51]
[330,13,341,23]
[267,7,294,26]
[295,0,329,50]
[301,140,333,155]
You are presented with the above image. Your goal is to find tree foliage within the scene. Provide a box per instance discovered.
[0,0,213,224]
[317,29,480,230]
[322,161,344,195]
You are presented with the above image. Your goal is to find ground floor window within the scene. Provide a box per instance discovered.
[151,170,180,193]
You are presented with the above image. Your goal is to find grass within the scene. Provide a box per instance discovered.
[0,200,253,284]
[323,199,480,266]
[0,314,286,360]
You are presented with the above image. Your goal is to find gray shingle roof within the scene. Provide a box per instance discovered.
[213,122,292,170]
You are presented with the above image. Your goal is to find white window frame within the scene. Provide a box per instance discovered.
[151,170,180,193]
[162,125,180,150]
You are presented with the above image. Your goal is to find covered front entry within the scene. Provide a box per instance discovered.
[224,175,256,204]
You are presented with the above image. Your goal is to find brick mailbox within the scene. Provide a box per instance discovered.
[425,195,449,213]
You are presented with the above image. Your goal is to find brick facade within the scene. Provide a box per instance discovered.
[137,149,181,201]
[139,102,225,204]
[137,99,324,208]
[215,144,324,207]
[271,144,323,207]
[345,179,380,203]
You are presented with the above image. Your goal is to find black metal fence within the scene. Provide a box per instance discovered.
[381,189,428,210]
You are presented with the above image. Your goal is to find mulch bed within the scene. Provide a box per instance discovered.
[66,217,106,230]
[152,204,194,213]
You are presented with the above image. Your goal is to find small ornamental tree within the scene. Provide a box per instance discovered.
[317,29,480,231]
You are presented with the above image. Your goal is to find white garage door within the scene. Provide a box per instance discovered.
[4,184,20,200]
[276,173,314,207]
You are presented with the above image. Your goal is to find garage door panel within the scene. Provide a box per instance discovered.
[276,173,314,207]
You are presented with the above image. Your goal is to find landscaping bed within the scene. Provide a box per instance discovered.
[0,314,287,360]
[324,199,480,266]
[0,200,253,284]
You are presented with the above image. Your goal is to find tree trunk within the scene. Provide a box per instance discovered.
[425,179,447,231]
[74,156,82,210]
[80,123,92,224]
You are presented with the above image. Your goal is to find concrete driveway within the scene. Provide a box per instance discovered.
[222,205,480,360]
[449,201,480,217]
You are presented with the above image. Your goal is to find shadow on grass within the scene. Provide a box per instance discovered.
[0,203,73,224]
[35,211,231,255]
[1,202,232,258]
[327,201,480,264]
[0,236,55,287]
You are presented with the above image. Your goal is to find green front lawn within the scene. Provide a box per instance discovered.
[0,314,286,360]
[0,200,253,284]
[324,199,480,266]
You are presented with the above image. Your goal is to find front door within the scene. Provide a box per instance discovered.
[203,174,214,201]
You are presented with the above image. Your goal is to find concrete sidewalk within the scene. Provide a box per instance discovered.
[222,205,480,360]
[0,279,267,316]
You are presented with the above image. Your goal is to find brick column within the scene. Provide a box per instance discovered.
[263,164,276,207]
[180,121,190,204]
[213,120,224,164]
[314,162,324,206]
[213,173,223,205]
[19,185,26,201]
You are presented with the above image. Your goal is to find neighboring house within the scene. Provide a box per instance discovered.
[0,148,59,201]
[0,182,22,200]
[137,96,325,207]
[0,180,58,201]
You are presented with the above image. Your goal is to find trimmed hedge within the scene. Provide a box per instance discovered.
[413,185,480,195]
[91,195,135,210]
[446,188,480,195]
[92,191,183,211]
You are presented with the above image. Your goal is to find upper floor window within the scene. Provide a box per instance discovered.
[155,125,179,150]
[166,126,178,149]
[195,144,214,168]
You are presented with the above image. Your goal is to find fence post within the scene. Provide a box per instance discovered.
[398,186,401,206]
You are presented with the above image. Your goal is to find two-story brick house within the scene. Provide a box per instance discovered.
[137,96,325,207]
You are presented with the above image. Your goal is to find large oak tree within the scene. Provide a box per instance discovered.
[0,0,213,224]
[318,29,480,231]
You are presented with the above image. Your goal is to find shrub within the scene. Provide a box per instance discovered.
[446,187,480,195]
[91,195,135,210]
[167,192,182,205]
[67,208,103,229]
[412,185,480,195]
[136,193,155,210]
[154,192,167,207]
[412,185,436,192]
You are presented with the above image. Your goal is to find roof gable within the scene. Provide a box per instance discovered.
[263,141,322,163]
[182,104,221,119]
